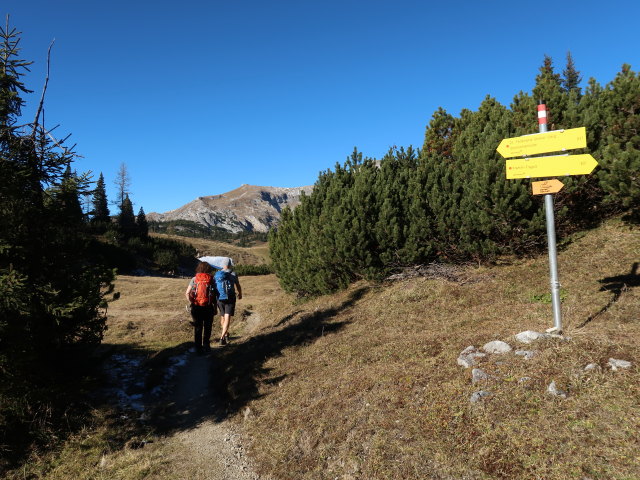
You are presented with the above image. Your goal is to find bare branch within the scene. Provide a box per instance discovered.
[32,38,55,136]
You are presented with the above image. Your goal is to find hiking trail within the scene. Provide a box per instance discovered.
[148,348,264,480]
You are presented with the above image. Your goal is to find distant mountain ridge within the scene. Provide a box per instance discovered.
[147,184,313,233]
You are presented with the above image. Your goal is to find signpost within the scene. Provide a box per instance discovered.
[497,127,586,158]
[532,179,564,195]
[497,104,599,334]
[505,154,598,179]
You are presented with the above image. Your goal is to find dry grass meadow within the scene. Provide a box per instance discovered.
[9,219,639,479]
[151,233,271,265]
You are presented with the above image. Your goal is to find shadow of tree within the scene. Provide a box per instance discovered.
[578,262,640,328]
[0,287,367,471]
[147,286,368,436]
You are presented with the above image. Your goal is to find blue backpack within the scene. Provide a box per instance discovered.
[215,270,235,301]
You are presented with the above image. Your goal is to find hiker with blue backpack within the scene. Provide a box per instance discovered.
[185,261,218,354]
[215,257,242,346]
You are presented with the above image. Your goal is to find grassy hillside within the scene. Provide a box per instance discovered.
[217,218,639,479]
[150,232,270,266]
[8,219,638,479]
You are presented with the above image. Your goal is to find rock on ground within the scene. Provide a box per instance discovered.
[608,358,632,371]
[515,350,536,360]
[482,340,512,354]
[470,390,492,403]
[471,368,495,384]
[457,346,486,368]
[547,380,567,398]
[515,330,548,344]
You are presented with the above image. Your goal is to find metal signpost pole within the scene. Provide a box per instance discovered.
[538,102,563,332]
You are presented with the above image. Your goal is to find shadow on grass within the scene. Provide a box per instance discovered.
[64,287,366,442]
[1,286,364,472]
[206,287,369,422]
[0,342,158,474]
[146,288,367,436]
[578,262,640,328]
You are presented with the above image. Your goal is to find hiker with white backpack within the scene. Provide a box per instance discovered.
[215,257,242,346]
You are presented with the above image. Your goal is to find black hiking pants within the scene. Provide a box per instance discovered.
[190,304,215,349]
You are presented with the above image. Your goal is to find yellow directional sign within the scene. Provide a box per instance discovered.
[506,154,598,179]
[532,179,564,195]
[497,127,587,158]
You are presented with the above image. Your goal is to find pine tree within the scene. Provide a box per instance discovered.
[91,172,110,226]
[374,146,416,266]
[404,109,456,263]
[532,55,568,129]
[136,206,149,238]
[598,64,640,215]
[118,194,137,240]
[1,19,114,456]
[562,51,582,95]
[53,164,85,224]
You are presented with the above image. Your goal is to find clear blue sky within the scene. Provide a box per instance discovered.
[5,0,639,213]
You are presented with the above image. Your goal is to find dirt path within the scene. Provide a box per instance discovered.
[101,275,277,479]
[147,349,265,480]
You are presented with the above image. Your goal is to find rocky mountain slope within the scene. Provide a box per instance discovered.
[147,184,313,233]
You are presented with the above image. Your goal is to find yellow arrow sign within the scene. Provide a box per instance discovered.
[532,179,564,195]
[497,127,587,158]
[506,154,598,179]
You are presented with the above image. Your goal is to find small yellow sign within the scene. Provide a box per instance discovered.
[532,179,564,195]
[506,154,598,179]
[497,127,587,158]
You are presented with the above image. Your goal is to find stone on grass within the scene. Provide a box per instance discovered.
[457,346,486,368]
[470,390,492,403]
[608,358,632,371]
[482,340,512,354]
[515,350,536,360]
[547,381,567,398]
[584,363,598,371]
[518,376,532,383]
[471,368,495,384]
[515,330,548,344]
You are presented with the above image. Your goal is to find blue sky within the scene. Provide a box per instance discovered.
[5,0,639,213]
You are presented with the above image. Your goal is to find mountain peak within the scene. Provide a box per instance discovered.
[147,185,313,233]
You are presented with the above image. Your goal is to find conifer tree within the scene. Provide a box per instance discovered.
[532,55,567,128]
[375,146,416,266]
[91,172,110,226]
[598,64,640,215]
[404,109,456,263]
[510,90,537,135]
[136,206,149,238]
[1,19,114,455]
[269,53,638,297]
[114,162,131,207]
[118,194,137,240]
[454,97,532,258]
[562,51,582,95]
[53,164,85,224]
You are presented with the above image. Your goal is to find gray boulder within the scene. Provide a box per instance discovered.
[515,330,548,344]
[470,390,492,403]
[471,368,495,384]
[515,350,536,360]
[457,346,486,368]
[547,381,567,398]
[608,358,632,371]
[483,340,512,354]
